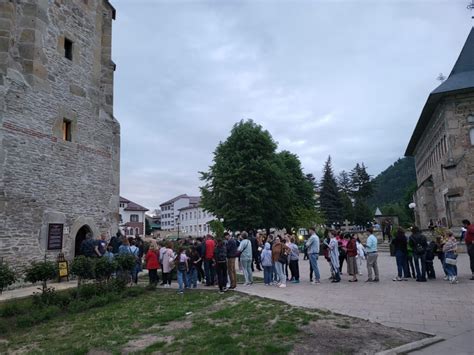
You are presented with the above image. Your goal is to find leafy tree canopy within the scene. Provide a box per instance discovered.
[200,120,319,230]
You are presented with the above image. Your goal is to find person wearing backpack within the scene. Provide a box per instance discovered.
[409,226,428,282]
[176,247,189,294]
[214,239,228,293]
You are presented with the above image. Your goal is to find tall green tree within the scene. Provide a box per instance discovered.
[319,156,343,225]
[350,163,374,200]
[200,120,316,231]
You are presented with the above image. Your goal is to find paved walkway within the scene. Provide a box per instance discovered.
[238,253,474,354]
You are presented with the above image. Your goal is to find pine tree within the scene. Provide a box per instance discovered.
[319,156,343,225]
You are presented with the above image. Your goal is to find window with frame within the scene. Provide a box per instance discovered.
[130,214,139,222]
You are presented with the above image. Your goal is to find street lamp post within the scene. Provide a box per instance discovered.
[176,215,181,239]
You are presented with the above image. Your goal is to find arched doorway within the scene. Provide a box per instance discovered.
[74,225,92,257]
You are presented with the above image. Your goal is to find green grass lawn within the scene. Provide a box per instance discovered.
[0,288,325,355]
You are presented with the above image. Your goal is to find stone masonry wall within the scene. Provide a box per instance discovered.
[0,0,120,269]
[413,92,474,229]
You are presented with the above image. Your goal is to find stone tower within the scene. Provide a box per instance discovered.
[406,27,474,229]
[0,0,120,266]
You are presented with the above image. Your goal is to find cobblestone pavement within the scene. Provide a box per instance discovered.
[238,252,474,354]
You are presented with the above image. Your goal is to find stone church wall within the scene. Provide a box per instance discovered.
[0,0,120,268]
[413,93,474,229]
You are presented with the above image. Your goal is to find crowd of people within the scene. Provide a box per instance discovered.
[79,219,474,292]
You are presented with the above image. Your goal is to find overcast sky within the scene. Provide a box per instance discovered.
[111,0,470,211]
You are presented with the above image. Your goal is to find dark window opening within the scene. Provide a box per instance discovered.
[64,38,73,60]
[62,119,72,141]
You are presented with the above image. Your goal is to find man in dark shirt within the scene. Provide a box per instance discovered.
[80,233,100,257]
[225,232,238,289]
[409,226,428,282]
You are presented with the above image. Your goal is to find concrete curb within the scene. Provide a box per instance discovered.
[376,335,445,355]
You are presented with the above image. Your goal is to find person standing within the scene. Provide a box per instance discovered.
[161,242,175,288]
[328,231,341,283]
[261,242,273,285]
[288,237,300,283]
[443,231,458,284]
[462,219,474,280]
[409,226,428,282]
[225,232,238,289]
[203,234,216,286]
[392,228,409,281]
[365,227,379,282]
[237,232,253,286]
[346,234,358,282]
[176,248,189,294]
[356,237,365,276]
[306,227,321,284]
[272,236,290,288]
[214,238,228,293]
[187,246,200,288]
[145,244,160,286]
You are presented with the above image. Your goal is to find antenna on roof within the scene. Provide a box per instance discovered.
[437,73,446,82]
[468,0,474,19]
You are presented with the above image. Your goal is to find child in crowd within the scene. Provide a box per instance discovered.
[261,242,273,286]
[177,247,188,294]
[425,240,437,279]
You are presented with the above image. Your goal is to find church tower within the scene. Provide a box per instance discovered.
[406,27,474,229]
[0,0,120,266]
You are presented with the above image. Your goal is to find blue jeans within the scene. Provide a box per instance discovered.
[309,253,321,281]
[413,253,426,280]
[275,261,286,285]
[444,252,457,278]
[395,250,408,278]
[204,259,215,285]
[263,266,272,284]
[187,268,197,288]
[177,270,186,291]
[241,259,253,284]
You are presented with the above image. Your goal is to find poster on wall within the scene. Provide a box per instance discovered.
[47,223,64,250]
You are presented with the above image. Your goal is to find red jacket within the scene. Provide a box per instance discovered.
[205,239,215,260]
[145,250,159,270]
[346,239,357,257]
[465,225,474,246]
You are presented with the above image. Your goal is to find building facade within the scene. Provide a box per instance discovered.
[159,194,199,231]
[179,204,215,237]
[406,27,474,229]
[119,197,148,237]
[0,1,120,266]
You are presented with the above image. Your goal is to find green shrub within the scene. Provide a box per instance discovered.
[68,299,88,314]
[106,277,128,293]
[0,261,16,294]
[24,260,58,293]
[115,254,136,271]
[70,256,95,285]
[77,283,102,299]
[94,257,117,282]
[32,287,71,308]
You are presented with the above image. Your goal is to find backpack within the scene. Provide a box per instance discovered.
[412,236,425,255]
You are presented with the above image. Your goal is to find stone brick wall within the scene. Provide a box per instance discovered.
[0,0,120,268]
[413,92,474,229]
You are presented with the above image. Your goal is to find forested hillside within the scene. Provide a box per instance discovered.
[369,157,416,208]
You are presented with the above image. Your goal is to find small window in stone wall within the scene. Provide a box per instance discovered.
[467,114,474,124]
[62,119,72,141]
[64,38,73,60]
[470,128,474,146]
